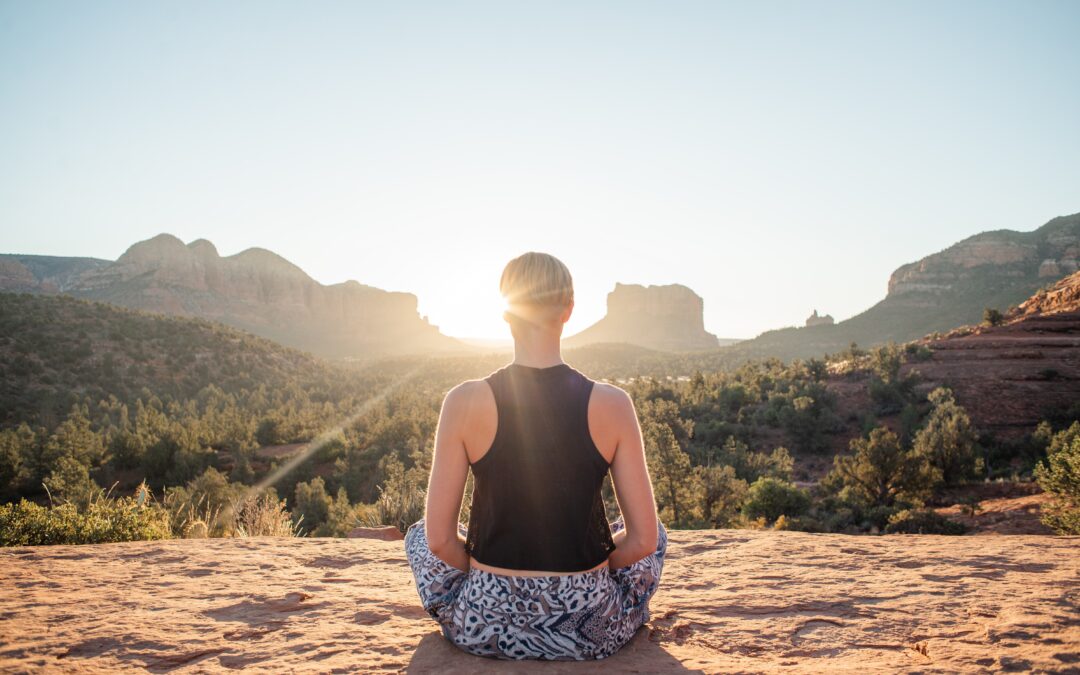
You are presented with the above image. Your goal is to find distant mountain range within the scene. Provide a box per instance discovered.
[724,212,1080,362]
[0,234,467,359]
[2,212,1077,361]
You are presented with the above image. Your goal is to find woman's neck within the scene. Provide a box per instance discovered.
[510,331,564,368]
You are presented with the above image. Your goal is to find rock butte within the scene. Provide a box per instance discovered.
[565,283,721,352]
[1,531,1077,673]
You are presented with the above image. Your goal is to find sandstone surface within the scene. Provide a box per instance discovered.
[1,531,1077,673]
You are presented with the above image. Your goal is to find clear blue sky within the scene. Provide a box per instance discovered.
[2,1,1078,339]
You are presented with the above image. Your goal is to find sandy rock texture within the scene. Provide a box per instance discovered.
[1,530,1077,674]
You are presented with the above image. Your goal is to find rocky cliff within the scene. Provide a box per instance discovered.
[897,270,1080,439]
[563,283,720,351]
[728,212,1080,363]
[1,531,1076,673]
[4,234,466,359]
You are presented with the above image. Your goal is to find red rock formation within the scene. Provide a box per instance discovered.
[899,271,1080,439]
[730,213,1080,363]
[805,309,835,327]
[70,234,466,359]
[563,283,720,351]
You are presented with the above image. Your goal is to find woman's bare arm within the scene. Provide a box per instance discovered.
[603,386,659,569]
[423,383,474,572]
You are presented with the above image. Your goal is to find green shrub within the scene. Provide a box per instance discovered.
[824,426,936,510]
[903,343,932,362]
[982,308,1004,327]
[741,477,810,525]
[696,464,748,528]
[0,493,171,546]
[164,468,246,537]
[1034,423,1080,534]
[772,514,822,532]
[913,387,981,486]
[361,455,427,534]
[884,509,967,535]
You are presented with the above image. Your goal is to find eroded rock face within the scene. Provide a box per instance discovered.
[564,283,720,351]
[67,234,464,358]
[731,213,1080,363]
[1008,270,1080,320]
[887,216,1080,301]
[899,271,1080,438]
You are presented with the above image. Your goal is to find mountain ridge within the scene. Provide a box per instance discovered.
[723,212,1080,362]
[1,234,468,359]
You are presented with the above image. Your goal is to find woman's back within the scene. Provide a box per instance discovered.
[405,251,664,660]
[464,362,615,572]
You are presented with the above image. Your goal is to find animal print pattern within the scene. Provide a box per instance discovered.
[404,516,667,660]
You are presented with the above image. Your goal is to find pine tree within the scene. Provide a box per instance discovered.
[642,418,701,527]
[1034,423,1080,534]
[826,426,936,509]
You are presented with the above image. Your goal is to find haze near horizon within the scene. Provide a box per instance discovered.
[2,1,1078,340]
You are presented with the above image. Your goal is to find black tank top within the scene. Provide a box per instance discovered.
[464,362,616,572]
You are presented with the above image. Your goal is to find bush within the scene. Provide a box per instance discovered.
[772,514,822,532]
[824,426,936,510]
[0,490,171,546]
[696,464,748,528]
[233,492,300,537]
[982,308,1004,327]
[741,477,810,525]
[913,387,981,486]
[1034,423,1080,534]
[903,343,932,362]
[710,437,792,484]
[361,455,427,534]
[294,477,332,531]
[884,509,967,535]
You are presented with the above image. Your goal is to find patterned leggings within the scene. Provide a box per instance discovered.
[403,516,667,660]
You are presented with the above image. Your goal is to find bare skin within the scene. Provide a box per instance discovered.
[424,298,660,576]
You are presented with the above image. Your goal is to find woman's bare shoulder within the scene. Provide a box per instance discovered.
[589,381,634,416]
[443,378,495,412]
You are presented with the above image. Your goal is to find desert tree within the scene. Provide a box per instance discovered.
[913,387,981,486]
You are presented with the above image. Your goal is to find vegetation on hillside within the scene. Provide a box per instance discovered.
[1034,422,1080,534]
[0,291,1072,545]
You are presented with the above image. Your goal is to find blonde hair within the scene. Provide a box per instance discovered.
[499,252,574,309]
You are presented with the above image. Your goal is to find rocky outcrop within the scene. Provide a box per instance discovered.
[1007,269,1080,321]
[64,234,466,358]
[805,309,835,327]
[886,217,1079,304]
[726,212,1080,363]
[1,531,1076,672]
[563,283,720,351]
[898,270,1080,439]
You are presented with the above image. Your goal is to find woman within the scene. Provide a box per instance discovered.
[404,251,667,661]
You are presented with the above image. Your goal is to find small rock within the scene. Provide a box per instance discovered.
[347,526,404,541]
